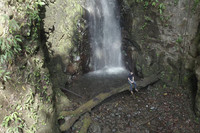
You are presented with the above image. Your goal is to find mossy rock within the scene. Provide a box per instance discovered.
[55,88,71,112]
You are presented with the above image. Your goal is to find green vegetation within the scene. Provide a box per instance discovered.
[0,18,22,64]
[176,36,183,44]
[1,95,39,133]
[136,0,165,15]
[140,22,148,30]
[0,68,11,82]
[0,1,50,133]
[136,0,167,30]
[158,3,165,15]
[144,15,153,22]
[195,0,200,6]
[26,1,44,40]
[193,0,200,12]
[0,18,22,83]
[0,0,44,84]
[174,0,179,6]
[2,112,25,133]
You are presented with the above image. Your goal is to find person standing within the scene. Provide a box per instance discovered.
[128,71,138,95]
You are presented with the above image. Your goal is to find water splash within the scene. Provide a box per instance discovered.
[86,0,124,73]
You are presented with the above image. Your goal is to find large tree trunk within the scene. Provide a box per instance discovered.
[59,73,160,132]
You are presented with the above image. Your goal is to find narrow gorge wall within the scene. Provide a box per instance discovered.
[119,0,200,114]
[0,0,59,132]
[42,0,88,112]
[1,0,200,132]
[0,0,88,132]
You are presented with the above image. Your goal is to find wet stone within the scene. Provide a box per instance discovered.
[150,106,155,110]
[118,107,122,111]
[89,123,101,133]
[112,128,116,132]
[127,114,131,118]
[115,113,119,116]
[106,115,111,119]
[97,115,101,119]
[111,113,115,117]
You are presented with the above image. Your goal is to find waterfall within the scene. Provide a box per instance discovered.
[86,0,124,73]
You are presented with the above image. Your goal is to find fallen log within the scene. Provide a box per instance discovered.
[59,73,160,131]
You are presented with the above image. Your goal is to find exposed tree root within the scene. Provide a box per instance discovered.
[80,113,92,133]
[59,73,161,131]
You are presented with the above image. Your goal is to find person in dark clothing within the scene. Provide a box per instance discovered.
[128,71,138,95]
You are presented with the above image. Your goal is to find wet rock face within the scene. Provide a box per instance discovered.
[119,0,200,87]
[43,0,90,87]
[118,0,200,115]
[193,27,200,116]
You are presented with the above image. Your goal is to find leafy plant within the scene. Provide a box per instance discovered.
[192,0,200,12]
[0,17,22,65]
[35,0,45,6]
[136,0,166,16]
[174,0,179,6]
[24,92,34,110]
[195,0,200,6]
[159,3,165,15]
[152,2,156,7]
[0,35,22,63]
[25,0,45,40]
[144,15,153,22]
[144,1,149,8]
[140,22,147,30]
[176,36,183,44]
[0,68,11,82]
[8,19,20,34]
[2,112,24,133]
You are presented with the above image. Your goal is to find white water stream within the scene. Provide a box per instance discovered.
[86,0,125,74]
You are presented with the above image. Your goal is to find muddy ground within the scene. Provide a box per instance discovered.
[63,74,200,133]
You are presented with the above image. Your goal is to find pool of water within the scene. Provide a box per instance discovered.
[66,68,129,100]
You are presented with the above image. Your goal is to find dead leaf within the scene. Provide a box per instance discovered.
[22,86,26,90]
[163,93,168,96]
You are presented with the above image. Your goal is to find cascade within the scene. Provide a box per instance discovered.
[86,0,124,73]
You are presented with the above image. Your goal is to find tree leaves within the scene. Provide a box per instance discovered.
[0,35,22,64]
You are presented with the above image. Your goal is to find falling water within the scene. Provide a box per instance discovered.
[86,0,124,73]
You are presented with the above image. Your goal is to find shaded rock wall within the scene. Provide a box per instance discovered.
[190,24,200,116]
[119,0,200,85]
[119,0,200,115]
[43,0,89,112]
